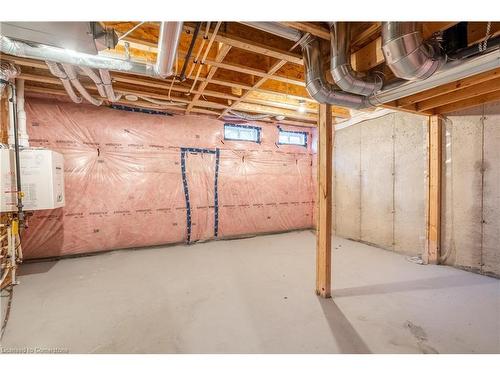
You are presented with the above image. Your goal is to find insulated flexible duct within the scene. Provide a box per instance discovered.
[45,61,82,103]
[330,22,383,96]
[80,66,106,97]
[62,64,103,106]
[99,69,122,102]
[381,22,445,81]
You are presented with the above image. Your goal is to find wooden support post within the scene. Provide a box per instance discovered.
[316,103,333,298]
[424,115,443,264]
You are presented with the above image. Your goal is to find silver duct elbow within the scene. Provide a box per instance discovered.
[46,61,82,103]
[330,22,382,96]
[302,35,369,110]
[381,22,444,81]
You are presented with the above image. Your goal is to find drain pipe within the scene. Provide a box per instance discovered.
[14,79,28,148]
[381,22,445,81]
[330,22,383,96]
[179,22,201,81]
[4,82,25,226]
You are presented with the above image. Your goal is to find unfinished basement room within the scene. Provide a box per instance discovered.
[1,2,500,368]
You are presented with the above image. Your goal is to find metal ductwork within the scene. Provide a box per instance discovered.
[0,22,183,79]
[381,22,445,81]
[154,22,184,78]
[301,35,369,109]
[0,62,20,96]
[330,22,383,96]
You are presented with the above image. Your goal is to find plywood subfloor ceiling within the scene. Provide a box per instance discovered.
[2,22,500,126]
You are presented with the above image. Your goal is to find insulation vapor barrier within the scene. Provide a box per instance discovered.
[21,97,315,259]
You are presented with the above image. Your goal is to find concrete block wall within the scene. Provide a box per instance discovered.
[334,112,428,256]
[442,102,500,277]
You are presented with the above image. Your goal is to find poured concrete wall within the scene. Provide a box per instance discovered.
[442,102,500,277]
[334,112,428,256]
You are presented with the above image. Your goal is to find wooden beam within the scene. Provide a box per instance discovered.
[351,37,384,72]
[424,115,442,265]
[211,31,303,65]
[186,43,232,114]
[433,89,500,114]
[422,22,459,39]
[417,76,500,112]
[218,60,287,118]
[316,103,333,298]
[280,22,330,40]
[350,22,381,51]
[395,67,500,108]
[468,22,500,45]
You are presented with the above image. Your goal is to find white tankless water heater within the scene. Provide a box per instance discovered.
[0,148,65,212]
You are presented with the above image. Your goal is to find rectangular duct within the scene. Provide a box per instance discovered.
[0,22,116,55]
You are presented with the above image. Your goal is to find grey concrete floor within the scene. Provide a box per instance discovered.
[1,230,499,354]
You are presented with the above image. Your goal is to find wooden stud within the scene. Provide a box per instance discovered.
[424,115,442,265]
[316,103,333,298]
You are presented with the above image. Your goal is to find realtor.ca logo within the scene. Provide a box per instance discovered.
[1,347,69,354]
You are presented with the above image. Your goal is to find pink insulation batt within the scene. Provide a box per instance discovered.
[21,97,316,259]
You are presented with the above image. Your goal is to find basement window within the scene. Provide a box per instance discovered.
[224,124,261,143]
[278,129,307,147]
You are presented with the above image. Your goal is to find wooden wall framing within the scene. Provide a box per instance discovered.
[316,103,333,297]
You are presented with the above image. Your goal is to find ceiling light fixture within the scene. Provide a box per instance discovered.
[297,100,306,113]
[124,94,138,101]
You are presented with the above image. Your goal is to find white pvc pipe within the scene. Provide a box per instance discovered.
[15,79,29,147]
[8,85,15,147]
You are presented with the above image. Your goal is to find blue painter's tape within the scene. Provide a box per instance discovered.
[214,148,220,237]
[180,147,220,244]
